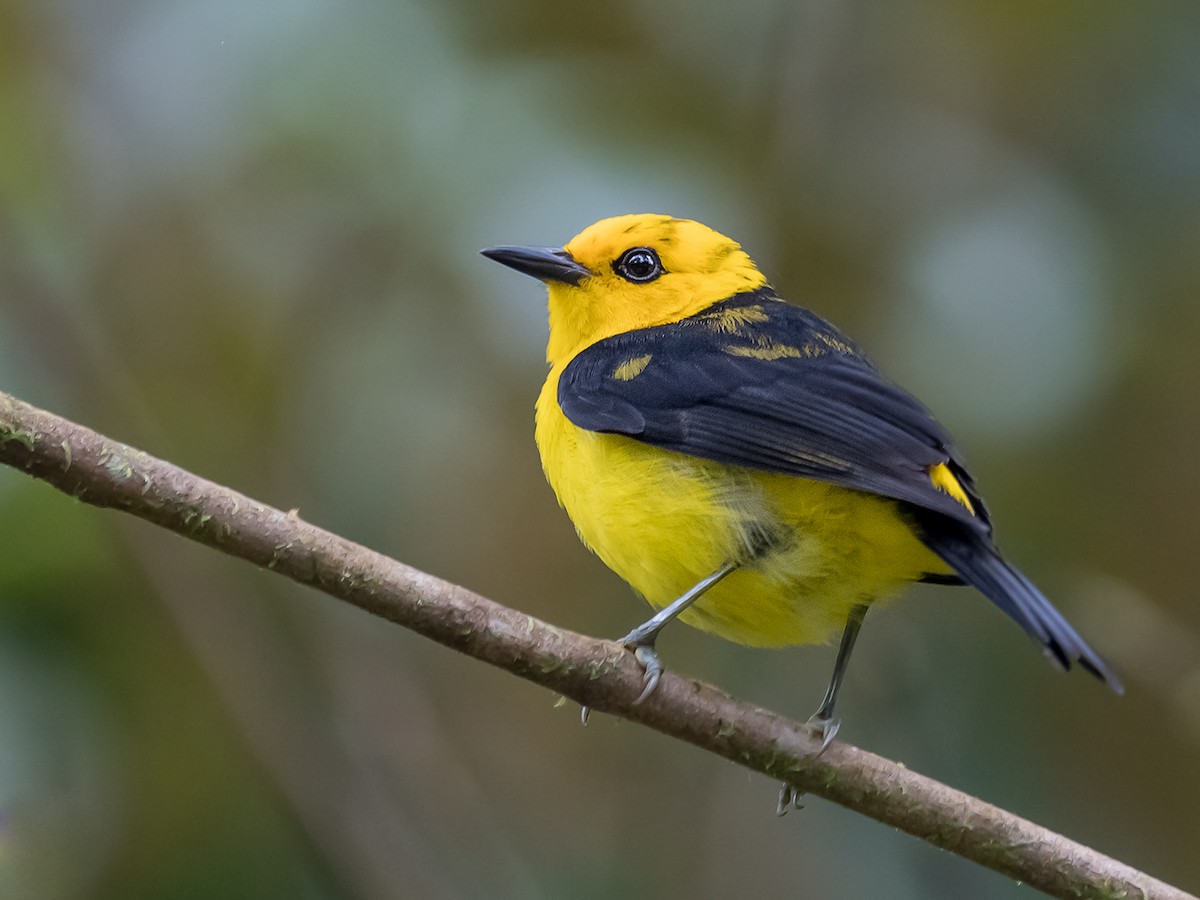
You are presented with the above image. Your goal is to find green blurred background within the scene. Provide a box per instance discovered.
[1,1,1198,897]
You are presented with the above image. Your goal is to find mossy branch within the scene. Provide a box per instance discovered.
[0,389,1189,900]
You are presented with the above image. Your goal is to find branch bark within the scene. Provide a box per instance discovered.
[0,389,1189,900]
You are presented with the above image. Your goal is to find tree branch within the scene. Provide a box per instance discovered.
[0,390,1188,900]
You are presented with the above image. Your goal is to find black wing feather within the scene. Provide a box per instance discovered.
[916,515,1121,690]
[559,288,1120,690]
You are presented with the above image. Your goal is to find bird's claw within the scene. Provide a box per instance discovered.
[631,644,663,704]
[805,713,840,755]
[615,629,665,705]
[777,783,805,816]
[577,634,664,724]
[776,714,837,815]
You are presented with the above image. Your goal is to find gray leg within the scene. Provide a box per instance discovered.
[806,602,869,749]
[619,561,739,703]
[778,602,870,814]
[580,562,738,726]
[619,563,739,648]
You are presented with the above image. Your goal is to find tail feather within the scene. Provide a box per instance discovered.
[920,528,1124,695]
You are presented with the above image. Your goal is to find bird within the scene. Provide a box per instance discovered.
[481,213,1121,764]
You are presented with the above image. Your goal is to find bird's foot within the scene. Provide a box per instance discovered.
[778,714,839,815]
[577,630,664,725]
[805,712,840,755]
[618,628,665,705]
[777,783,805,816]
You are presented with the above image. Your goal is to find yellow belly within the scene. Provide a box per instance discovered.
[535,375,951,647]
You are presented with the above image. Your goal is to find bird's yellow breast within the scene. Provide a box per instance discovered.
[536,367,950,647]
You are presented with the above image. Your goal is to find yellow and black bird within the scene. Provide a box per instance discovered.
[483,213,1120,752]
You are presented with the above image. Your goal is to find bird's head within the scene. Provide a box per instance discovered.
[483,214,767,363]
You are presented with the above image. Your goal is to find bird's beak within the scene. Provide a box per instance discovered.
[480,245,592,286]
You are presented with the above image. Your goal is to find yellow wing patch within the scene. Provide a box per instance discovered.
[723,338,825,361]
[928,463,975,515]
[698,303,771,334]
[813,331,855,355]
[612,354,653,381]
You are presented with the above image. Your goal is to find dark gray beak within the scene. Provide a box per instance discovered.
[480,245,592,286]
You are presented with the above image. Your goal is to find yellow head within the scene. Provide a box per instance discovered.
[483,214,768,363]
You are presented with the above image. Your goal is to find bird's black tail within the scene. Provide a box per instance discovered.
[919,526,1123,694]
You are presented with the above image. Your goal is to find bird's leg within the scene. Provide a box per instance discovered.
[778,603,870,814]
[588,562,739,716]
[806,602,869,749]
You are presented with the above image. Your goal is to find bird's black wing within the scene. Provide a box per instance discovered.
[559,288,1121,690]
[559,288,988,532]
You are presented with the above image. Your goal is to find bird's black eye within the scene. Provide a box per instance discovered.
[613,247,664,284]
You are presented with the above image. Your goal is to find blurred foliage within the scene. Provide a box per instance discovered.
[1,0,1198,897]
